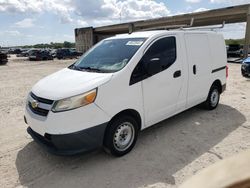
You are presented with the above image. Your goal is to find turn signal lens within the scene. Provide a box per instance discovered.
[83,90,97,104]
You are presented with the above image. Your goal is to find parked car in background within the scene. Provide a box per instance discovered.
[50,49,57,58]
[242,57,250,78]
[56,48,81,59]
[17,49,30,57]
[28,49,40,60]
[8,48,22,55]
[0,51,8,65]
[29,50,53,61]
[227,44,243,57]
[23,50,31,57]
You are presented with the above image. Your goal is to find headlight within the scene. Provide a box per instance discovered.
[52,89,97,112]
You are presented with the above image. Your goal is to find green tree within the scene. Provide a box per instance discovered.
[225,39,244,45]
[63,41,73,48]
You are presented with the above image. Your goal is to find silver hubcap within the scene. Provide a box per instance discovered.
[211,89,219,107]
[113,122,135,152]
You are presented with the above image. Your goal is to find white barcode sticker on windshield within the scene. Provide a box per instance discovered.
[126,41,144,46]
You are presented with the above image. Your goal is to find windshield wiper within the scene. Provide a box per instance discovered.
[70,65,105,72]
[78,66,102,72]
[69,64,82,71]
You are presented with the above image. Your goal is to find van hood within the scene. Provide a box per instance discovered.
[32,68,113,100]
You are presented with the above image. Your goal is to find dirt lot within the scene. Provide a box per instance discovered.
[0,56,250,188]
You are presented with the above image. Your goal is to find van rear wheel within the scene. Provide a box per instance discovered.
[204,85,220,110]
[104,115,138,157]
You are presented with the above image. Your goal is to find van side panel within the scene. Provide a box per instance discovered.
[185,34,212,108]
[208,34,227,86]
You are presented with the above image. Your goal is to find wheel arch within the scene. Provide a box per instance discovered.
[103,109,142,145]
[211,79,223,93]
[107,109,142,131]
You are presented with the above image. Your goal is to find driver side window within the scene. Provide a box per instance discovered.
[130,36,177,85]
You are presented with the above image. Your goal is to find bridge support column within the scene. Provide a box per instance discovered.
[244,6,250,58]
[129,23,135,34]
[75,27,94,53]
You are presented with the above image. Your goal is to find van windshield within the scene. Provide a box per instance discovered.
[70,38,146,73]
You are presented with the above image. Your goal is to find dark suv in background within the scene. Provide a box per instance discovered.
[227,44,243,57]
[29,50,53,61]
[0,51,8,65]
[56,48,81,59]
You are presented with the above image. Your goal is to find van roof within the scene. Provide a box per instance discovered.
[109,30,218,39]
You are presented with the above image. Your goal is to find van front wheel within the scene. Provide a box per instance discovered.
[104,115,138,157]
[204,85,220,110]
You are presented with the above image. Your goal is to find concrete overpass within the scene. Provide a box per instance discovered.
[75,3,250,58]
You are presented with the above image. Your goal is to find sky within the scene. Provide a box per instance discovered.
[0,0,250,46]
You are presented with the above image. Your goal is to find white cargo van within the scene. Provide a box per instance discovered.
[25,30,227,156]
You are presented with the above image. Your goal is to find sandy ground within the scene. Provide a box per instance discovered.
[0,55,250,188]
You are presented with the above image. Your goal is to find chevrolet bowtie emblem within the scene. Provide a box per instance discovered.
[31,100,39,109]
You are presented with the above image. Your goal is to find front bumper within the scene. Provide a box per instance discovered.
[27,122,107,155]
[25,92,111,155]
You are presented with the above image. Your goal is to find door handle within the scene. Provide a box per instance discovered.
[173,70,181,78]
[193,65,197,75]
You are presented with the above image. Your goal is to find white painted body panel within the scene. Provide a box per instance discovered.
[185,34,212,108]
[208,34,227,86]
[32,68,113,100]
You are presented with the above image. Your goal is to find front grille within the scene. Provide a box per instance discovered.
[30,92,54,105]
[28,93,54,117]
[28,102,49,116]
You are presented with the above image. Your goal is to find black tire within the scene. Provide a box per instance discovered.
[104,115,139,157]
[204,85,220,110]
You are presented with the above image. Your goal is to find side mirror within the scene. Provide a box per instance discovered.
[145,57,162,76]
